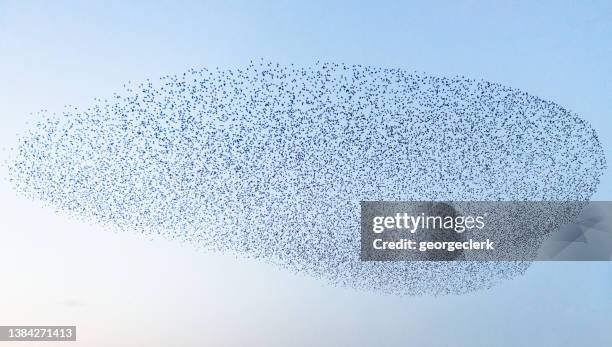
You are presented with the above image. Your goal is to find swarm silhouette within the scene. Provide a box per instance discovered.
[9,61,606,295]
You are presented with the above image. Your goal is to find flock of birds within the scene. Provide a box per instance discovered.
[9,61,606,295]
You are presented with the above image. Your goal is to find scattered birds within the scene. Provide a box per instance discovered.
[9,61,606,295]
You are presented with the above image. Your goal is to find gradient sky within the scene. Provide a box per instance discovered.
[0,1,611,346]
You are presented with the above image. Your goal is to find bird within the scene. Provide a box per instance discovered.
[8,61,606,296]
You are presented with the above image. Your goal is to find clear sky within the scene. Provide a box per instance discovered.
[0,1,610,346]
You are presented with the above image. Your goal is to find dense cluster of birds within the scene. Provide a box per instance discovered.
[9,61,606,295]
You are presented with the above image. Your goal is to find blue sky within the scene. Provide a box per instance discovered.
[0,1,610,346]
